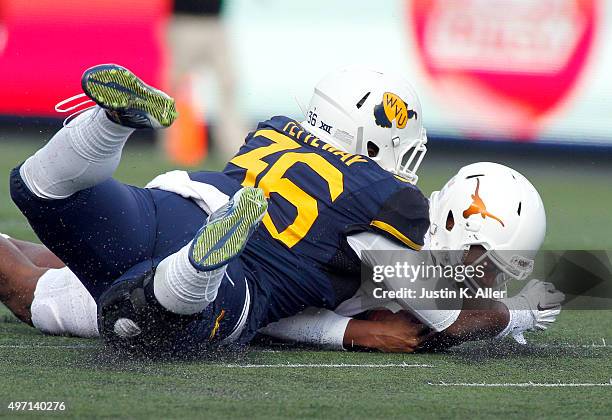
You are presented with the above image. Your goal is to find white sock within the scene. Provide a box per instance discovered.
[153,243,226,315]
[20,107,134,199]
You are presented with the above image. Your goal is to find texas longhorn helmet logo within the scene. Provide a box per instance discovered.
[462,178,505,227]
[374,92,418,129]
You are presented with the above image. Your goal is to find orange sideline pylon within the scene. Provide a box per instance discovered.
[164,76,208,166]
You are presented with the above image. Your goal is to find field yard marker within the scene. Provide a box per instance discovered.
[541,338,612,349]
[225,362,434,368]
[0,344,99,349]
[428,380,612,388]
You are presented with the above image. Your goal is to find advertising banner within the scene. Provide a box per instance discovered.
[0,0,170,117]
[225,0,612,145]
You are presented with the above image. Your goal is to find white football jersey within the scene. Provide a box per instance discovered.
[336,231,460,332]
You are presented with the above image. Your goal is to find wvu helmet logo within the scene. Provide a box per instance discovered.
[374,92,418,129]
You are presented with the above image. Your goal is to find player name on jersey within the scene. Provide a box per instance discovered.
[282,120,368,167]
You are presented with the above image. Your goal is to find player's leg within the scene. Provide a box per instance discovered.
[5,237,64,269]
[10,64,178,299]
[11,171,161,300]
[0,236,46,324]
[18,107,134,201]
[0,235,98,337]
[18,64,176,201]
[153,187,268,315]
[98,187,268,353]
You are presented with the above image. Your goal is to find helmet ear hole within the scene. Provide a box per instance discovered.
[446,211,455,231]
[367,141,380,157]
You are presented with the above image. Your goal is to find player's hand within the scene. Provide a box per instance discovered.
[502,279,565,343]
[344,310,431,353]
[522,279,565,330]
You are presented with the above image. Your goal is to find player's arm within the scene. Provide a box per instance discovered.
[418,279,565,351]
[259,307,430,352]
[258,307,351,350]
[344,309,431,352]
[345,232,565,351]
[415,298,509,351]
[347,279,564,353]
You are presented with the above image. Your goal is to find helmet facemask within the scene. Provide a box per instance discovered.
[393,128,428,184]
[462,244,535,292]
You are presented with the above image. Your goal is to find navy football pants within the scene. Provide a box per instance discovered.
[10,166,240,300]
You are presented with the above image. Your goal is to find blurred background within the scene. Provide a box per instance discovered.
[0,0,611,249]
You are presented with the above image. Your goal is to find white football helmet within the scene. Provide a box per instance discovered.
[428,162,546,289]
[301,65,427,183]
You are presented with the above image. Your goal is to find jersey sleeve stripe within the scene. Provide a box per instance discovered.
[370,220,423,251]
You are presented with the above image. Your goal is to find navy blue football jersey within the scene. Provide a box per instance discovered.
[222,116,430,322]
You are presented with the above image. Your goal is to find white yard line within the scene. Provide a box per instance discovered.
[538,338,612,349]
[0,344,99,349]
[429,380,612,388]
[0,338,609,354]
[545,344,612,349]
[225,363,434,368]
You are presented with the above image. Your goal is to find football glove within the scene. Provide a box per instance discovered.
[497,279,565,344]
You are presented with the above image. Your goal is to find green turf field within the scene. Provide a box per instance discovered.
[1,137,611,418]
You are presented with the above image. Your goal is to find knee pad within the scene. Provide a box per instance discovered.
[31,268,99,337]
[98,265,201,357]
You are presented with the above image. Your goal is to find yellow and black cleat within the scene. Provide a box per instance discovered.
[81,63,177,129]
[189,187,268,271]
